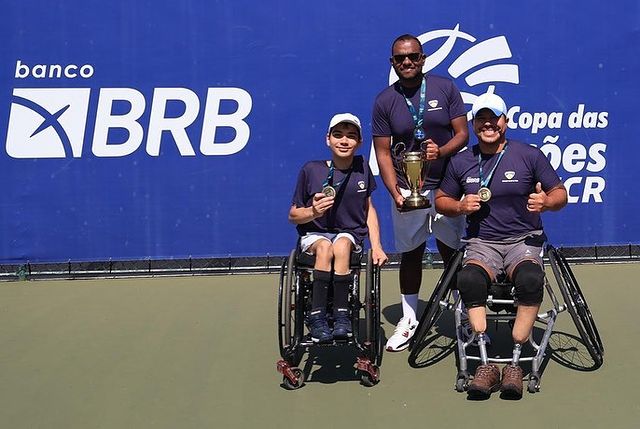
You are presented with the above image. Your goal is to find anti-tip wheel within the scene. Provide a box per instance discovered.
[455,375,469,392]
[360,368,380,387]
[282,368,305,390]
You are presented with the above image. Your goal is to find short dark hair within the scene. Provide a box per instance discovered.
[391,34,423,54]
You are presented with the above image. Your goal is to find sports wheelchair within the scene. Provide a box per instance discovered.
[276,246,382,389]
[408,244,604,394]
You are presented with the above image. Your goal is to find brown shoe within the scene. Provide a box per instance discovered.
[500,365,523,399]
[468,364,501,397]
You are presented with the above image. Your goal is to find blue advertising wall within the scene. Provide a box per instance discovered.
[1,1,638,263]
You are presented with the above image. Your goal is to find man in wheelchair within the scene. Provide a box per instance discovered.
[435,93,568,398]
[289,113,388,344]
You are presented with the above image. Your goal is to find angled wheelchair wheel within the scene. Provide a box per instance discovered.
[278,249,304,362]
[408,251,462,365]
[365,249,383,366]
[547,245,604,367]
[277,250,295,357]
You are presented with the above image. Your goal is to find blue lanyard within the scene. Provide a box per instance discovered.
[322,161,347,188]
[478,144,508,188]
[399,77,426,133]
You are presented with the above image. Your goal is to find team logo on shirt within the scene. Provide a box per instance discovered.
[427,99,442,112]
[502,170,518,183]
[357,180,366,192]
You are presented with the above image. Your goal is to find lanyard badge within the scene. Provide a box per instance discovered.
[399,77,427,143]
[477,144,508,202]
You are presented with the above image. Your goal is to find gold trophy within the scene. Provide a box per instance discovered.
[401,151,430,210]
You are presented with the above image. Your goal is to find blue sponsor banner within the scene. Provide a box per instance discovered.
[1,1,638,262]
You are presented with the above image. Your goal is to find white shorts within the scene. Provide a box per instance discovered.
[300,232,362,254]
[391,188,465,253]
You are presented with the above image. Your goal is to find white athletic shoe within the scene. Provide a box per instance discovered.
[385,317,418,352]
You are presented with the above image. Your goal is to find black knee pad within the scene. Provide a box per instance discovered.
[512,262,544,305]
[456,264,490,308]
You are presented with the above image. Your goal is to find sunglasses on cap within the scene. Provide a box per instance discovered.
[391,52,424,64]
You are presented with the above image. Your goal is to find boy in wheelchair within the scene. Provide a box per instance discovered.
[435,93,568,398]
[288,113,388,343]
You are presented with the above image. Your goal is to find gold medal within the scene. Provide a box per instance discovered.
[322,186,336,197]
[478,187,491,202]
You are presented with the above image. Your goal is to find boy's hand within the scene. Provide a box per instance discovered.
[372,247,388,266]
[311,193,334,218]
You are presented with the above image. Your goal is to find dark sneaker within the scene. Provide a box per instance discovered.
[500,365,523,399]
[332,311,353,339]
[468,364,501,397]
[308,312,333,343]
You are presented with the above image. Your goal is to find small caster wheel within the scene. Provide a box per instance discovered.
[527,377,540,393]
[360,367,380,387]
[455,375,469,392]
[282,368,304,390]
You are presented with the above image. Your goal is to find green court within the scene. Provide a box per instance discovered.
[0,263,638,429]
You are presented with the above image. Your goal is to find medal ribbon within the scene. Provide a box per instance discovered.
[478,144,508,189]
[322,161,348,189]
[399,77,426,138]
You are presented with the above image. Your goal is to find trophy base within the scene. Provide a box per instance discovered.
[401,196,431,211]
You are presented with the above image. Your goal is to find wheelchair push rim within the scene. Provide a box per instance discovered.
[364,249,383,367]
[277,249,297,359]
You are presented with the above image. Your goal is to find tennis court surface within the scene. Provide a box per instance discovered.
[0,262,638,429]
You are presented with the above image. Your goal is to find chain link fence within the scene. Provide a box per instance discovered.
[2,244,639,281]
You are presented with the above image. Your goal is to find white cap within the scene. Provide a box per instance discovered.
[471,92,508,118]
[328,113,362,137]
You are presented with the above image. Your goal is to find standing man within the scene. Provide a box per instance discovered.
[372,34,468,352]
[436,92,568,398]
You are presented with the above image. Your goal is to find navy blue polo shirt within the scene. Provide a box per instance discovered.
[439,140,562,240]
[291,155,376,245]
[372,74,466,190]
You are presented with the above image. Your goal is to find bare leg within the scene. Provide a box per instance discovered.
[331,237,353,275]
[311,239,333,272]
[512,304,540,344]
[467,306,487,334]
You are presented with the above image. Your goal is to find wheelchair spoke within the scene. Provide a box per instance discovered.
[548,331,600,371]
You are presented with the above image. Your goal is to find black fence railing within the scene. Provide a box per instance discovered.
[2,244,639,281]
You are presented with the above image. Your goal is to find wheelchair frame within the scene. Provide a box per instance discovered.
[408,244,604,394]
[276,247,382,389]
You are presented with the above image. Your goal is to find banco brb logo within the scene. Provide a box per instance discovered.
[7,88,90,158]
[7,62,252,158]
